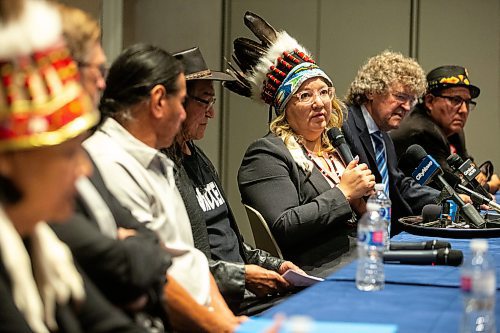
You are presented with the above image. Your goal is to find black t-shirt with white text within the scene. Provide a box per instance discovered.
[183,151,243,263]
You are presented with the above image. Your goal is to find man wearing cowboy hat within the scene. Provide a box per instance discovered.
[165,47,302,315]
[391,65,499,193]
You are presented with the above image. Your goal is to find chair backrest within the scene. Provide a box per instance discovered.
[244,204,283,259]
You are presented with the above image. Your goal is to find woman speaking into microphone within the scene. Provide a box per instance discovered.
[225,12,375,276]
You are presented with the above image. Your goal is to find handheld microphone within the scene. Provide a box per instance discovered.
[406,144,486,228]
[383,248,463,266]
[389,240,451,251]
[446,154,491,198]
[456,184,500,213]
[328,127,354,165]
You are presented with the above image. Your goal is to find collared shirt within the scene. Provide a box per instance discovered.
[361,104,387,161]
[84,118,210,306]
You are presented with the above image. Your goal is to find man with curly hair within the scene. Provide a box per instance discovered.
[342,50,439,235]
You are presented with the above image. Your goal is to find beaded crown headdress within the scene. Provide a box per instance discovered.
[224,11,332,116]
[0,0,98,152]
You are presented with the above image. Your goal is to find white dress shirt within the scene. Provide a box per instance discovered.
[84,117,210,306]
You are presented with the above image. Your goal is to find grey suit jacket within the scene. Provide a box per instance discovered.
[238,132,354,271]
[342,104,439,235]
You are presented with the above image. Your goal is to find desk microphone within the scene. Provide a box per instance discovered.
[383,248,463,266]
[328,127,354,165]
[446,154,491,198]
[406,144,486,228]
[422,204,442,223]
[389,240,451,251]
[456,184,500,213]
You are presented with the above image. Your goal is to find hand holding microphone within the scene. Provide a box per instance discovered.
[327,127,354,165]
[328,128,376,200]
[338,160,376,200]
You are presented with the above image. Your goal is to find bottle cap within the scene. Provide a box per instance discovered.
[375,183,385,191]
[366,202,380,212]
[470,239,488,252]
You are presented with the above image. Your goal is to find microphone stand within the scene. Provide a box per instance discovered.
[435,175,486,229]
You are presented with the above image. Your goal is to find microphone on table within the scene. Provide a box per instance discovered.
[446,154,491,198]
[328,127,354,165]
[383,248,463,266]
[405,144,486,228]
[389,240,451,251]
[455,184,500,213]
[422,204,442,223]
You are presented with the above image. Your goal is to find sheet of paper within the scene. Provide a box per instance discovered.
[236,318,398,333]
[282,269,324,287]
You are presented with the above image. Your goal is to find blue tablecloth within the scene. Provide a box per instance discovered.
[259,280,473,333]
[242,230,500,333]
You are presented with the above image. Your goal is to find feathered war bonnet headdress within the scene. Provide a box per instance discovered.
[224,11,333,117]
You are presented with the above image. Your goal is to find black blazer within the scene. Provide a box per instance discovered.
[342,104,439,235]
[238,132,354,271]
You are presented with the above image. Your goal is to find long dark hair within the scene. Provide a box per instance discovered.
[98,43,183,125]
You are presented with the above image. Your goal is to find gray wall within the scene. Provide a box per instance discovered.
[64,0,500,246]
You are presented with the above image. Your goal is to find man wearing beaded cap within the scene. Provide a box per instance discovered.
[391,65,499,195]
[226,12,375,275]
[341,51,440,236]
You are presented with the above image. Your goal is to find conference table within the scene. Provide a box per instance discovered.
[237,213,500,332]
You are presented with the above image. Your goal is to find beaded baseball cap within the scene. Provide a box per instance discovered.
[0,0,98,152]
[224,11,332,116]
[426,65,480,99]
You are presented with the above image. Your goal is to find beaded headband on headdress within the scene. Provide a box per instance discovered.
[0,0,98,152]
[224,12,332,116]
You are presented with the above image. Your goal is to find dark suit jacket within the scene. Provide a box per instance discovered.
[390,104,470,183]
[238,132,354,271]
[170,143,283,311]
[52,159,171,308]
[342,104,439,235]
[0,257,145,333]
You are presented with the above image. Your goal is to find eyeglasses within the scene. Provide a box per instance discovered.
[433,94,476,112]
[188,95,216,111]
[294,87,335,104]
[78,62,108,79]
[391,91,417,108]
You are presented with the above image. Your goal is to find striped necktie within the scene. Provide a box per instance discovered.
[372,131,389,194]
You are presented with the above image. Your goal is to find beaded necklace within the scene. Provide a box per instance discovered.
[302,145,343,187]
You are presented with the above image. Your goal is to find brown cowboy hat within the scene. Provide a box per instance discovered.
[173,47,234,81]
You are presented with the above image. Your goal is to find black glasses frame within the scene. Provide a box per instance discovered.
[433,94,476,111]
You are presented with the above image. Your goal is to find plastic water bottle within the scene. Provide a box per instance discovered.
[367,183,392,249]
[356,209,385,291]
[460,239,496,333]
